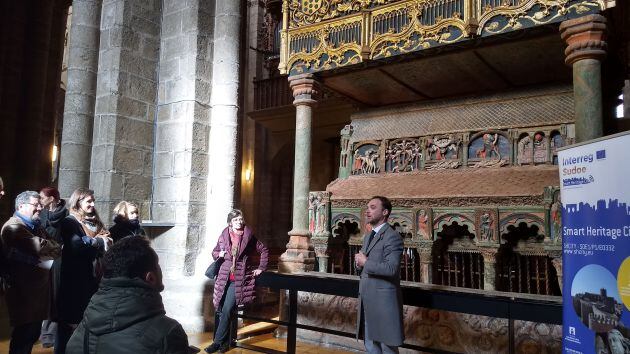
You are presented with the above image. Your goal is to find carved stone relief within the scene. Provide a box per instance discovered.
[468,132,510,168]
[416,208,432,241]
[425,134,462,170]
[352,142,380,175]
[476,209,498,244]
[385,138,421,172]
[293,293,559,353]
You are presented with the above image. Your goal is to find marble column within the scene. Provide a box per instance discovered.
[278,74,320,273]
[58,0,102,197]
[560,14,607,143]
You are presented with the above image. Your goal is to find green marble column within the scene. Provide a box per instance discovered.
[560,14,607,143]
[573,59,603,141]
[279,74,320,273]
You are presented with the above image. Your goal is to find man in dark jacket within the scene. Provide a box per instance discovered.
[66,236,194,354]
[1,191,61,354]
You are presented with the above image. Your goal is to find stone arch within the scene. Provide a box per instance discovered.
[330,212,361,274]
[499,213,545,244]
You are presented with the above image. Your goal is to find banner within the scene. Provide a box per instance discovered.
[560,131,630,354]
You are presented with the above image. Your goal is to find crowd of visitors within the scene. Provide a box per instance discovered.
[0,178,400,354]
[0,180,271,354]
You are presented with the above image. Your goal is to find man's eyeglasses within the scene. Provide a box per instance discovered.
[25,203,42,209]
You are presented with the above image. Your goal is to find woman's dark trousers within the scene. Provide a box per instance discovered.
[213,280,236,345]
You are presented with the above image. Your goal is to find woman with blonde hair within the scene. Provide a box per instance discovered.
[55,188,111,354]
[109,201,145,243]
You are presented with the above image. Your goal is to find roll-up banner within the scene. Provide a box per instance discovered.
[560,131,630,354]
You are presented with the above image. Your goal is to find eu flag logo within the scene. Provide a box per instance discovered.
[596,150,606,160]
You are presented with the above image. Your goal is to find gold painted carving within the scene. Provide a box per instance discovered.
[369,2,467,58]
[289,0,402,27]
[280,0,608,74]
[479,0,605,35]
[288,18,363,73]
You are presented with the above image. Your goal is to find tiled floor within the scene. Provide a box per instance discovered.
[0,332,354,353]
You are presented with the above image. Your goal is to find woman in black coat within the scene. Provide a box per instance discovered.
[38,186,68,347]
[108,201,146,243]
[55,188,112,354]
[39,186,69,242]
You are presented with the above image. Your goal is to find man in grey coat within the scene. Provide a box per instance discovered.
[355,196,404,354]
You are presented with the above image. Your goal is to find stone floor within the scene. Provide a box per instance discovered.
[0,332,354,353]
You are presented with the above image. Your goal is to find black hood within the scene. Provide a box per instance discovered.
[82,277,165,336]
[45,199,68,226]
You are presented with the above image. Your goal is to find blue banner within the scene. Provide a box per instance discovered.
[559,132,630,354]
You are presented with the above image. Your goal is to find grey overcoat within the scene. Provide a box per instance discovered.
[355,222,405,346]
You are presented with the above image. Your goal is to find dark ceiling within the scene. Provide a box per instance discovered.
[322,31,572,107]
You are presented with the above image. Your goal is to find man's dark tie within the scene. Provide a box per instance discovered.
[367,230,376,246]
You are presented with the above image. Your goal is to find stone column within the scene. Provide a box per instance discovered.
[560,14,607,143]
[419,245,433,284]
[278,74,320,273]
[58,0,102,197]
[202,0,243,270]
[480,248,498,291]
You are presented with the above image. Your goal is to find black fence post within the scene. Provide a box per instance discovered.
[287,289,298,354]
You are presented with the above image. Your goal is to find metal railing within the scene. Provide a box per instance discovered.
[228,271,562,354]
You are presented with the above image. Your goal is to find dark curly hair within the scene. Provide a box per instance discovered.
[102,236,159,279]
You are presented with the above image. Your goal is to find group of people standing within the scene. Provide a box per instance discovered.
[0,185,147,353]
[0,179,270,354]
[0,176,403,354]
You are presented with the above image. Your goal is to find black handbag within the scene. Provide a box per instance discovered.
[205,258,224,279]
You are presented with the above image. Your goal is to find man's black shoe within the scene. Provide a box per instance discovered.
[218,343,230,353]
[204,342,221,353]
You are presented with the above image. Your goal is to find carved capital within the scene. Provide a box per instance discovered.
[560,14,607,65]
[288,73,321,106]
[479,247,498,264]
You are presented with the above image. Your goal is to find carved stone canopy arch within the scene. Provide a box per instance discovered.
[389,210,414,239]
[433,213,476,241]
[499,213,546,246]
[331,212,362,241]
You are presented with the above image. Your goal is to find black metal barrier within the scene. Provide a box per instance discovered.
[229,271,562,354]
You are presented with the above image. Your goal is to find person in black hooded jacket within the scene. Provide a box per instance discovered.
[39,186,69,243]
[38,186,68,348]
[65,236,193,354]
[108,201,146,243]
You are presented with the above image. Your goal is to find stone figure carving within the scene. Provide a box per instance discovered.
[425,135,461,170]
[426,135,460,161]
[352,146,380,174]
[550,196,561,244]
[353,150,362,173]
[338,125,354,177]
[480,212,494,242]
[417,209,431,240]
[471,133,508,168]
[476,133,501,160]
[532,132,548,163]
[386,139,420,172]
[517,135,532,165]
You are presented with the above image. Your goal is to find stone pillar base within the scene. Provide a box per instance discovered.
[278,234,316,273]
